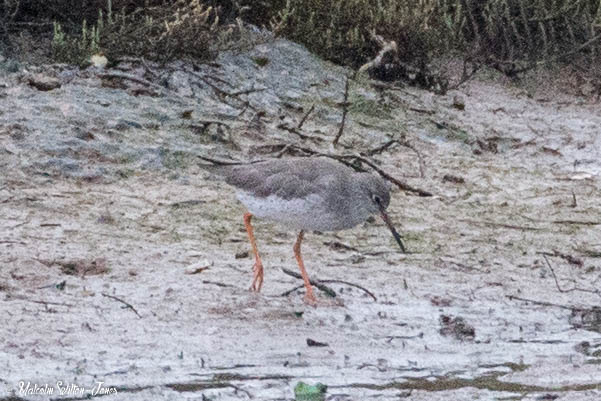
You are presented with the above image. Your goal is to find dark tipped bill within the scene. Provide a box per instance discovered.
[379,208,406,253]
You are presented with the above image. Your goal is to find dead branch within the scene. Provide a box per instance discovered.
[17,298,75,308]
[101,292,142,318]
[319,279,377,301]
[552,220,600,226]
[459,218,541,231]
[280,268,377,301]
[97,72,165,94]
[542,254,600,297]
[183,67,257,112]
[202,280,233,288]
[281,268,336,298]
[408,107,436,115]
[229,86,266,96]
[367,140,398,155]
[276,122,314,141]
[197,155,244,165]
[348,154,432,197]
[506,295,592,311]
[397,140,426,178]
[537,251,583,267]
[297,104,315,129]
[332,76,350,146]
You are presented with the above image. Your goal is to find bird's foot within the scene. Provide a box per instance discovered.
[303,291,317,306]
[249,261,264,292]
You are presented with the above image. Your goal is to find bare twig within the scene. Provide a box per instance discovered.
[202,280,233,288]
[276,123,314,141]
[280,268,377,301]
[281,268,336,298]
[552,220,600,226]
[332,76,350,146]
[397,140,426,178]
[19,299,75,307]
[297,104,315,129]
[319,279,377,301]
[408,107,435,115]
[281,284,311,297]
[537,251,582,267]
[183,67,257,112]
[197,155,245,166]
[459,218,541,231]
[366,140,398,156]
[506,295,591,311]
[349,155,432,197]
[229,87,266,96]
[101,293,141,318]
[542,254,600,297]
[97,72,164,94]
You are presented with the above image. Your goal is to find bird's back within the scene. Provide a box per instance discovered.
[202,158,365,231]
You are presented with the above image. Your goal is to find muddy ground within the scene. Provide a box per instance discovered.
[1,39,600,400]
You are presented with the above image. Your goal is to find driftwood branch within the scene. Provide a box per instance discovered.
[280,268,377,301]
[297,104,315,129]
[281,268,336,297]
[506,295,592,312]
[332,76,350,146]
[542,254,600,297]
[101,292,142,318]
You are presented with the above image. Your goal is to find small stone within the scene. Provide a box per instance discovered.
[442,174,465,184]
[184,260,212,274]
[27,74,61,91]
[452,95,465,110]
[235,251,249,259]
[439,315,475,341]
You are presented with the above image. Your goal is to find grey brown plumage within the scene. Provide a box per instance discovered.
[201,156,405,304]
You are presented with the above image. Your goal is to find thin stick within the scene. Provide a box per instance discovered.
[332,76,350,146]
[97,73,164,93]
[281,268,378,301]
[367,140,398,155]
[506,295,590,311]
[101,293,141,318]
[22,299,75,307]
[542,254,600,297]
[350,155,432,197]
[281,268,336,298]
[319,279,377,301]
[297,104,315,129]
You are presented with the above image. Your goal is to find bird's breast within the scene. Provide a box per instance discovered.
[237,191,369,231]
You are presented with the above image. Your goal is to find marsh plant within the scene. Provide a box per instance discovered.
[270,0,601,69]
[50,0,222,64]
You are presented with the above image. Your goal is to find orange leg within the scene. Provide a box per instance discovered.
[243,212,264,292]
[293,230,316,305]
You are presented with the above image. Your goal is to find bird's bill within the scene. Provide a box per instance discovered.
[379,209,406,253]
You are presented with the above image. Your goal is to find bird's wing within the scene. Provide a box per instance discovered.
[204,158,349,200]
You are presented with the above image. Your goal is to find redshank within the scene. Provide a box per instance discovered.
[203,157,405,304]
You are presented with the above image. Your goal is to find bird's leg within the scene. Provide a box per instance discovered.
[293,230,317,305]
[243,212,264,292]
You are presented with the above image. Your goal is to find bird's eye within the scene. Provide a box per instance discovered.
[372,194,382,204]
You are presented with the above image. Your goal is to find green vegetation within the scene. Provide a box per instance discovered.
[1,0,600,77]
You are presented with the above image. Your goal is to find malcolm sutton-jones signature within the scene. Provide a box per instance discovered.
[18,381,117,397]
